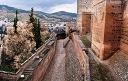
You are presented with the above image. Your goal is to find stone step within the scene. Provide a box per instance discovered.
[23,69,33,75]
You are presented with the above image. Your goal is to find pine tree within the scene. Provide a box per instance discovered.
[13,9,18,34]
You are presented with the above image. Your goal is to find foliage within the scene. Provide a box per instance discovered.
[79,35,91,48]
[29,7,35,23]
[40,31,50,44]
[29,8,42,49]
[44,34,50,41]
[36,19,42,48]
[2,24,36,70]
[13,9,18,34]
[0,50,14,72]
[0,64,14,72]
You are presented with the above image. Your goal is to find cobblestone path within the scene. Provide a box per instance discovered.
[65,40,82,81]
[42,40,65,81]
[42,40,82,81]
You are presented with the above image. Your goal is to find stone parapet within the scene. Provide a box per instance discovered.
[72,34,90,81]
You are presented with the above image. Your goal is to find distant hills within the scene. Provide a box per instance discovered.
[0,5,76,22]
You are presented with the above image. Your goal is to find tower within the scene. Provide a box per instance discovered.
[76,0,93,34]
[91,0,123,60]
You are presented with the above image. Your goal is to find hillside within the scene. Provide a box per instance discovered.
[0,5,76,22]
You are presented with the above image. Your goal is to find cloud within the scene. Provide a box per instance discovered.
[0,0,77,13]
[46,1,77,13]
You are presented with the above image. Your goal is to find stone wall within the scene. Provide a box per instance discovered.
[77,0,82,33]
[82,12,92,35]
[120,1,128,52]
[30,38,57,81]
[91,1,106,59]
[92,1,123,60]
[109,49,128,81]
[77,0,128,60]
[66,22,76,35]
[77,1,128,79]
[77,0,93,34]
[72,34,90,81]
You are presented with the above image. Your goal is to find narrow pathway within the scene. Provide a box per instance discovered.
[42,40,65,81]
[65,40,82,81]
[42,39,82,81]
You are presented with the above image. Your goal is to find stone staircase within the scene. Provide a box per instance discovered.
[23,69,33,75]
[19,69,33,81]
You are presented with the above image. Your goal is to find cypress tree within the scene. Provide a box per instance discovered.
[13,9,18,34]
[29,7,35,23]
[29,8,42,49]
[33,18,37,43]
[36,19,42,48]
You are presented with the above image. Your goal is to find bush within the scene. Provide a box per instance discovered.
[0,64,14,72]
[0,50,15,72]
[44,34,50,41]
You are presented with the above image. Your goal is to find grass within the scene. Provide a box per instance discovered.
[92,63,114,81]
[88,54,114,81]
[79,35,91,48]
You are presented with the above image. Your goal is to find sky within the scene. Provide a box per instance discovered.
[0,0,77,13]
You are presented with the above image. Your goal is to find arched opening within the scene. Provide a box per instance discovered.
[57,33,66,40]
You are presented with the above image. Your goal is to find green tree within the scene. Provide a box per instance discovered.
[29,8,42,49]
[36,19,42,48]
[29,7,35,23]
[13,9,18,34]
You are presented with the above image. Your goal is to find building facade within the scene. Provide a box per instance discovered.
[77,0,128,60]
[77,0,93,34]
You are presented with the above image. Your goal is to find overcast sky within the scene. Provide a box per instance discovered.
[0,0,77,13]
